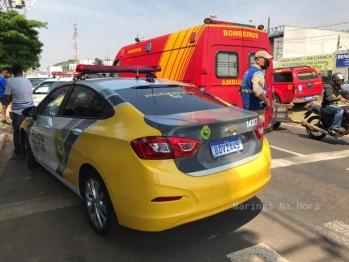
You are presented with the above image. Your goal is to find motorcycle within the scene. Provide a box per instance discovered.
[301,102,349,140]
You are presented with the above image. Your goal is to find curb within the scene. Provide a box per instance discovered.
[0,124,11,151]
[0,132,8,151]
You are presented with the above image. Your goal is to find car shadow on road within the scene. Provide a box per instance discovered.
[106,197,264,258]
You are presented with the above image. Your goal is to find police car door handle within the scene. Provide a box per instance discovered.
[44,125,50,130]
[72,128,82,135]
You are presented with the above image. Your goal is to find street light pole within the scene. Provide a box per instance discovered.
[249,19,258,28]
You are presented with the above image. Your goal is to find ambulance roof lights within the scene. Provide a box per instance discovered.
[203,17,262,29]
[257,25,265,30]
[75,64,161,74]
[204,18,212,24]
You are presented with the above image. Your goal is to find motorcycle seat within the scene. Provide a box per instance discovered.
[310,104,323,114]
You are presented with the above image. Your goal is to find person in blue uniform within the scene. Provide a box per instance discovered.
[240,50,272,118]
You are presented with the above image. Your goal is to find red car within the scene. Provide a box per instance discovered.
[273,66,323,105]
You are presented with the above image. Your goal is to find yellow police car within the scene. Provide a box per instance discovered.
[20,65,271,236]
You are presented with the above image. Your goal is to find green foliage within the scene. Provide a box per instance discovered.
[0,10,47,72]
[53,60,76,72]
[94,58,104,65]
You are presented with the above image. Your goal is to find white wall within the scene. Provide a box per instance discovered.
[282,26,349,58]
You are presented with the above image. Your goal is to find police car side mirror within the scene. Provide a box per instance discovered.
[22,106,38,120]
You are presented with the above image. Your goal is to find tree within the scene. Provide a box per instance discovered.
[0,11,47,72]
[53,59,76,72]
[93,58,104,65]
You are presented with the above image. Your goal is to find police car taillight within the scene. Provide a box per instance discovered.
[75,64,161,74]
[131,136,200,159]
[254,119,265,139]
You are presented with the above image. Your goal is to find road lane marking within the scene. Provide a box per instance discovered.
[226,243,289,262]
[269,145,306,157]
[0,194,82,222]
[314,220,349,248]
[272,149,349,169]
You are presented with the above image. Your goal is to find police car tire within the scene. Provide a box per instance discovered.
[25,135,40,170]
[83,170,121,237]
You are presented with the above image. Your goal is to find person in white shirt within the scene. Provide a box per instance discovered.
[5,64,34,159]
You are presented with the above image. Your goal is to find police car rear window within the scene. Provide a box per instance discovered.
[297,71,319,81]
[115,86,229,115]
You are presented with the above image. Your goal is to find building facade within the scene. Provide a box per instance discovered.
[270,26,349,81]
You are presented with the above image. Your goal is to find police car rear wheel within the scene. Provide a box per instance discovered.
[83,170,121,236]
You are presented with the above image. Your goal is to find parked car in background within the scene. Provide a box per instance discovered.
[273,66,323,105]
[27,75,49,88]
[20,64,272,236]
[32,78,74,106]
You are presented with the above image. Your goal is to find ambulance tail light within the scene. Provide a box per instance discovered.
[293,85,298,95]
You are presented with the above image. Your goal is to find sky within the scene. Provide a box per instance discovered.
[19,0,349,70]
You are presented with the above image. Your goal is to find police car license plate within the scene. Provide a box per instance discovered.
[305,96,313,101]
[210,137,243,158]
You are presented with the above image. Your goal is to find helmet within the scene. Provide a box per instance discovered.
[331,72,344,82]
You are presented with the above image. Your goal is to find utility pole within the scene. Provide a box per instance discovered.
[267,17,270,35]
[337,35,341,51]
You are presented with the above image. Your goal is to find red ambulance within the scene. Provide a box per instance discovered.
[114,18,275,132]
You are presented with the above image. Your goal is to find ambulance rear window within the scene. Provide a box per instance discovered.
[297,71,319,81]
[274,72,293,82]
[115,86,229,115]
[216,52,238,78]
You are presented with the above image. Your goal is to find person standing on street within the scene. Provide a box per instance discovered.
[0,69,11,125]
[5,64,34,159]
[240,50,272,118]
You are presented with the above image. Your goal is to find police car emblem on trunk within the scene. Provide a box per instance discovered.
[225,125,237,133]
[201,125,211,140]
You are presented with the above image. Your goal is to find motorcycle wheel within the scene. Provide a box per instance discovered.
[306,115,327,140]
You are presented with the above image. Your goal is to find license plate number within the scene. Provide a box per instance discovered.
[210,137,243,158]
[305,96,313,101]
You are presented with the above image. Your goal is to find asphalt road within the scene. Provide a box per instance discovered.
[0,124,348,262]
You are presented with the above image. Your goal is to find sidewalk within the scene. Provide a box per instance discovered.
[0,105,12,151]
[0,122,11,151]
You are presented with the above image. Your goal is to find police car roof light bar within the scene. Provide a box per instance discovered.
[52,72,80,76]
[75,64,161,75]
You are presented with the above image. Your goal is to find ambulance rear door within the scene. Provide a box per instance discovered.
[207,45,243,106]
